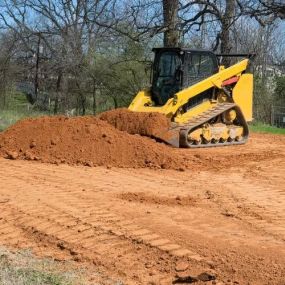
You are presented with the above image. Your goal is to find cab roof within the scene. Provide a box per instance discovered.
[152,47,215,54]
[152,48,255,59]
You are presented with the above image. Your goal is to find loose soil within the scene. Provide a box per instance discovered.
[0,132,284,284]
[0,111,284,284]
[0,114,184,170]
[1,109,280,173]
[118,192,197,206]
[99,108,170,138]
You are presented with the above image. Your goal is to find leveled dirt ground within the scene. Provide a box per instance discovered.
[0,132,284,285]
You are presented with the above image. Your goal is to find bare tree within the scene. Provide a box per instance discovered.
[220,0,236,55]
[0,31,20,108]
[0,0,283,119]
[163,0,180,47]
[0,0,120,114]
[239,0,285,21]
[179,1,240,59]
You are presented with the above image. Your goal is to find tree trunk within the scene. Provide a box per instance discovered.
[81,95,86,115]
[163,0,179,47]
[113,96,118,109]
[75,81,86,115]
[92,82,97,115]
[1,72,7,109]
[34,34,41,101]
[54,72,62,114]
[220,0,235,66]
[54,96,59,114]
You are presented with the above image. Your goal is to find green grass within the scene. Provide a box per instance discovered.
[0,89,118,132]
[7,268,72,285]
[0,247,124,285]
[0,109,48,131]
[0,248,84,285]
[0,90,49,131]
[249,122,285,135]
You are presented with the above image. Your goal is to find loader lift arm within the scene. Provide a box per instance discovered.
[129,59,249,118]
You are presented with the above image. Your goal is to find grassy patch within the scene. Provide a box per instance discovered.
[0,248,84,285]
[0,109,47,132]
[5,268,72,285]
[249,122,285,135]
[0,90,49,131]
[0,247,124,285]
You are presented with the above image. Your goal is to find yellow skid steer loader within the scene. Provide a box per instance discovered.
[128,48,254,148]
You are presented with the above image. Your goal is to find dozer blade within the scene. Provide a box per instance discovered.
[154,124,181,148]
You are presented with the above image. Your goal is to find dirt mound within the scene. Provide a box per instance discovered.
[0,115,185,169]
[99,108,170,138]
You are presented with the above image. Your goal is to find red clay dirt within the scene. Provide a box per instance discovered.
[99,108,170,138]
[0,131,284,284]
[0,114,185,170]
[1,109,276,172]
[0,112,285,284]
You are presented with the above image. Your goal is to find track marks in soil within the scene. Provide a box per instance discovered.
[0,161,209,284]
[197,164,285,243]
[118,192,197,207]
[1,153,285,284]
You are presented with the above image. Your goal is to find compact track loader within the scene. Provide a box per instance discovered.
[128,48,254,148]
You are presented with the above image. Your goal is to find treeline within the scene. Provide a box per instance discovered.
[0,0,284,121]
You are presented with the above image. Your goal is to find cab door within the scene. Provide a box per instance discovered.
[152,51,182,105]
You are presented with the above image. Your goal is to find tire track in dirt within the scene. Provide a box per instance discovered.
[0,163,203,259]
[186,149,284,210]
[212,160,285,241]
[1,154,285,284]
[2,159,284,250]
[0,201,183,284]
[0,161,210,284]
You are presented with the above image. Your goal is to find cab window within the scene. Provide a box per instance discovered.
[188,54,216,78]
[157,52,181,78]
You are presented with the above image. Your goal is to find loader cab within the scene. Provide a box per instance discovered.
[151,48,219,105]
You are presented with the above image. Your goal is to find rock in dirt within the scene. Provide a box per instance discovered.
[175,261,189,272]
[197,270,217,281]
[0,115,186,170]
[175,272,198,282]
[5,150,18,160]
[30,140,36,148]
[175,270,216,283]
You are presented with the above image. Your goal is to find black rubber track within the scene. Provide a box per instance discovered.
[179,102,249,148]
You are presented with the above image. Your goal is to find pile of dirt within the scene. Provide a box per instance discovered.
[0,115,186,169]
[99,108,171,138]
